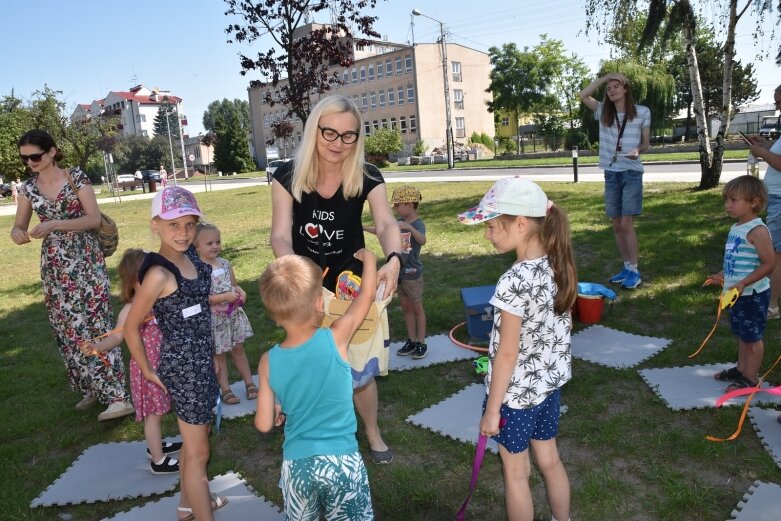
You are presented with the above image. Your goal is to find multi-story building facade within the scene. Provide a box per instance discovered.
[248,26,493,167]
[70,85,186,139]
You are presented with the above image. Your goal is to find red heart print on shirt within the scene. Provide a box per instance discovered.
[305,223,320,238]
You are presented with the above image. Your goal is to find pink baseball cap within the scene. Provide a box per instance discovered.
[458,176,548,225]
[150,186,204,220]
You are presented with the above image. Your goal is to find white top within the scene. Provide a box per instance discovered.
[595,102,651,172]
[486,256,572,409]
[762,138,781,195]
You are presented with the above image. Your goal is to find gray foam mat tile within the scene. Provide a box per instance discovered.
[389,334,478,372]
[31,438,181,507]
[216,374,260,421]
[102,471,283,520]
[406,383,499,453]
[638,363,781,411]
[571,325,672,368]
[749,407,781,469]
[729,481,781,521]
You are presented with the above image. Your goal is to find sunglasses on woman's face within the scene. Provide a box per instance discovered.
[318,126,359,144]
[19,151,49,163]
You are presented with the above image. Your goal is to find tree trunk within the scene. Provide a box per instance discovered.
[682,26,715,189]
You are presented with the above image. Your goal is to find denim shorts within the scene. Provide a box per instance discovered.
[483,388,561,454]
[729,288,770,342]
[766,194,781,251]
[604,170,643,217]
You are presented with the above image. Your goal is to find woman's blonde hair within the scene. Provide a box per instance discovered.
[291,95,369,201]
[259,255,323,324]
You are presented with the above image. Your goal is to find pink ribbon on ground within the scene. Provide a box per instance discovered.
[714,384,781,407]
[455,418,506,521]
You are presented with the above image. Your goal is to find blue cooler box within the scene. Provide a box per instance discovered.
[460,285,496,341]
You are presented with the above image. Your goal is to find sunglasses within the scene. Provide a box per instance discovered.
[318,125,359,144]
[19,151,49,163]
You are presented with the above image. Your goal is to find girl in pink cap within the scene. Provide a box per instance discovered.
[460,177,577,521]
[124,186,228,521]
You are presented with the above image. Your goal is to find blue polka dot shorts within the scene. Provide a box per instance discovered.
[484,389,561,454]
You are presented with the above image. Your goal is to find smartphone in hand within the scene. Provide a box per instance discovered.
[737,131,752,146]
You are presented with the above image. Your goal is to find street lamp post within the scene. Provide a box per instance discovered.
[412,8,454,169]
[164,108,177,186]
[175,102,189,180]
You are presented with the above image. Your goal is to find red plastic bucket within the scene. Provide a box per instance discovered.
[576,294,605,324]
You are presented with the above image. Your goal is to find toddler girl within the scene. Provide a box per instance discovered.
[79,248,181,474]
[194,223,255,404]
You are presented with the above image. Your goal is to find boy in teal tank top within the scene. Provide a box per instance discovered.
[257,250,377,520]
[707,176,775,392]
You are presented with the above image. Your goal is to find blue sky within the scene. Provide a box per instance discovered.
[2,0,779,136]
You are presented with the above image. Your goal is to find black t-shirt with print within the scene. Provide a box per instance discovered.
[273,161,384,292]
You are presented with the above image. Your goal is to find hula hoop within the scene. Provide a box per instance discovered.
[449,322,489,353]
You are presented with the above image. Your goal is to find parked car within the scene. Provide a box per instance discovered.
[116,174,138,191]
[0,183,12,197]
[759,115,780,140]
[140,169,162,182]
[266,159,290,184]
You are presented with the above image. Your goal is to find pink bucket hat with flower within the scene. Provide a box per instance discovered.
[150,186,204,220]
[458,176,548,225]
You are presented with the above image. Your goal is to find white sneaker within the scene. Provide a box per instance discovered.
[75,394,97,411]
[769,306,780,319]
[97,401,135,422]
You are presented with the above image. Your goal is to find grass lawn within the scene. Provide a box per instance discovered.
[1,180,779,520]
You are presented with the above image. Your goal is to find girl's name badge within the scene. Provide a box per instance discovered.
[182,304,202,318]
[212,268,226,277]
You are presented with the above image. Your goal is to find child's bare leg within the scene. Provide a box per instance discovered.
[229,344,253,385]
[530,438,570,521]
[144,414,164,462]
[177,420,214,521]
[399,294,417,341]
[411,300,426,343]
[737,340,748,377]
[215,353,230,393]
[743,339,764,382]
[498,445,534,521]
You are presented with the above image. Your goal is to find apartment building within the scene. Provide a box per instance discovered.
[248,27,493,166]
[70,85,187,139]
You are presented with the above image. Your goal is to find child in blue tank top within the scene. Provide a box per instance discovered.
[707,176,774,392]
[257,249,377,520]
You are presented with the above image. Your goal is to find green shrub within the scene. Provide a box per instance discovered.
[412,138,426,156]
[470,131,481,144]
[480,133,494,148]
[565,130,590,150]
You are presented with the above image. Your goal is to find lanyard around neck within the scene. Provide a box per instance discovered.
[614,111,629,153]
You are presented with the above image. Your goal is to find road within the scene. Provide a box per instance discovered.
[0,161,753,217]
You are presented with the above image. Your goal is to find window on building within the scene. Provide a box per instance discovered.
[365,121,371,135]
[381,118,388,129]
[452,61,462,82]
[264,114,270,128]
[455,117,466,138]
[407,84,415,103]
[395,86,403,105]
[379,90,386,108]
[501,117,509,126]
[395,56,402,75]
[410,114,417,133]
[362,92,368,110]
[390,117,397,130]
[351,68,358,84]
[373,120,380,130]
[385,59,393,75]
[370,92,377,110]
[342,70,349,83]
[368,64,375,81]
[405,54,412,72]
[377,61,384,80]
[400,116,407,133]
[388,90,395,106]
[454,89,464,109]
[360,65,366,83]
[353,95,359,106]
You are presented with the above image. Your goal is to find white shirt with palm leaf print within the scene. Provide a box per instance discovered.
[486,256,572,409]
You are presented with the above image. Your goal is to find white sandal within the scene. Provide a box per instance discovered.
[176,496,228,521]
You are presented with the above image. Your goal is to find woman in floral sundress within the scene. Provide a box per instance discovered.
[10,130,134,422]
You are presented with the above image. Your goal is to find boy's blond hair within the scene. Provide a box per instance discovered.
[259,255,323,323]
[723,175,768,213]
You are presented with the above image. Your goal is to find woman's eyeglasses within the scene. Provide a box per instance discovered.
[318,126,359,144]
[19,151,49,163]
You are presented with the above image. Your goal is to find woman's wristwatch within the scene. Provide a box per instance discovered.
[385,251,404,268]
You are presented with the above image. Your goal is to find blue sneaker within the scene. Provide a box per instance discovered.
[621,270,642,289]
[608,268,629,284]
